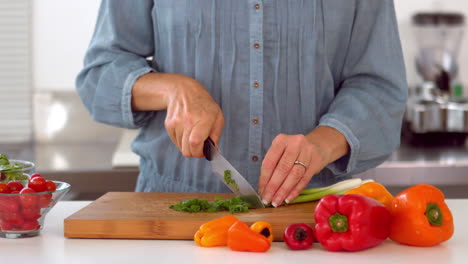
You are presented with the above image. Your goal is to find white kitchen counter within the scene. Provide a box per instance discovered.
[1,200,467,264]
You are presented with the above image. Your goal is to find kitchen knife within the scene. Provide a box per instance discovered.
[203,137,265,209]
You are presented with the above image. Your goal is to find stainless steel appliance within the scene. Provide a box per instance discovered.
[405,12,467,134]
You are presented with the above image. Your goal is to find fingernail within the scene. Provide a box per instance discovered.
[285,199,290,204]
[272,202,278,208]
[262,199,269,205]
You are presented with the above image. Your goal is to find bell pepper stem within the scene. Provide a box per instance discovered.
[426,203,443,226]
[329,213,348,233]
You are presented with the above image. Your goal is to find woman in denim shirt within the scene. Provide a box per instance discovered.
[76,0,407,207]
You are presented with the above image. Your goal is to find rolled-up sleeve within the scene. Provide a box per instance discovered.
[319,0,408,175]
[76,0,155,129]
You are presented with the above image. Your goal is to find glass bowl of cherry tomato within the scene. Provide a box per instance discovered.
[0,173,71,238]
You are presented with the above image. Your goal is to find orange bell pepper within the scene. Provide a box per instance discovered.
[250,221,273,243]
[389,184,454,247]
[194,215,238,247]
[345,182,393,209]
[228,221,271,252]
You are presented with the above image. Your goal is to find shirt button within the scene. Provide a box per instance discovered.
[253,81,260,88]
[252,156,259,162]
[253,43,260,49]
[252,118,259,125]
[254,3,261,10]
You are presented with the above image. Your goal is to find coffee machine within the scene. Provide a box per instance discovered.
[405,12,467,141]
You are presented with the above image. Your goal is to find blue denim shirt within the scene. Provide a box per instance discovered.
[76,0,407,193]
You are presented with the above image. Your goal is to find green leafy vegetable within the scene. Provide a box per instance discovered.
[223,170,239,192]
[0,153,28,183]
[169,196,251,214]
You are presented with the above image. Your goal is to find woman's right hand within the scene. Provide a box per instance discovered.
[132,73,224,158]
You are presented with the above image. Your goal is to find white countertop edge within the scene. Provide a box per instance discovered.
[1,200,467,264]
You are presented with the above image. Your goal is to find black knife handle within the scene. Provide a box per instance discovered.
[203,137,215,161]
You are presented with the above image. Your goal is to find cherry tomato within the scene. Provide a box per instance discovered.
[21,207,41,220]
[28,177,47,192]
[4,212,24,227]
[11,191,19,194]
[7,181,24,192]
[0,219,14,231]
[30,173,43,180]
[0,197,19,213]
[22,220,40,230]
[19,188,38,209]
[38,194,52,208]
[0,182,11,193]
[45,180,56,192]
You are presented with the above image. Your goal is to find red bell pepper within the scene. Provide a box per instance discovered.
[283,223,314,250]
[314,194,391,252]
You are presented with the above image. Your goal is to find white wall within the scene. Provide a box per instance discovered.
[32,0,468,91]
[33,0,100,91]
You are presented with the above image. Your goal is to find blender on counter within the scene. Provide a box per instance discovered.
[405,12,468,141]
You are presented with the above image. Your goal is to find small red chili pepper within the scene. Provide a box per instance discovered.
[283,223,314,250]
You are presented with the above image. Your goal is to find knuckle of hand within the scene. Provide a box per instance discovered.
[189,136,202,147]
[273,134,285,144]
[164,119,174,129]
[166,116,185,129]
[291,134,305,146]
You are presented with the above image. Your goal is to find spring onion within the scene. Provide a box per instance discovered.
[290,178,363,204]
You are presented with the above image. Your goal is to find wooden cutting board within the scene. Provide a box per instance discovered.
[64,192,317,242]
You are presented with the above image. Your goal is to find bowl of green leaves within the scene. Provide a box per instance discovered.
[0,154,35,183]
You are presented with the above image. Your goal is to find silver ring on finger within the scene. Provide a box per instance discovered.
[293,160,307,170]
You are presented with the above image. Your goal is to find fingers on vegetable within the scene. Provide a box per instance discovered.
[389,184,454,247]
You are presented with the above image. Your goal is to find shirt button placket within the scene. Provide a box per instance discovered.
[249,1,263,168]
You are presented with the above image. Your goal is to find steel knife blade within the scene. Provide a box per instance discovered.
[203,138,265,209]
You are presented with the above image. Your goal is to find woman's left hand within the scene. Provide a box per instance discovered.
[258,133,329,207]
[259,125,351,207]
